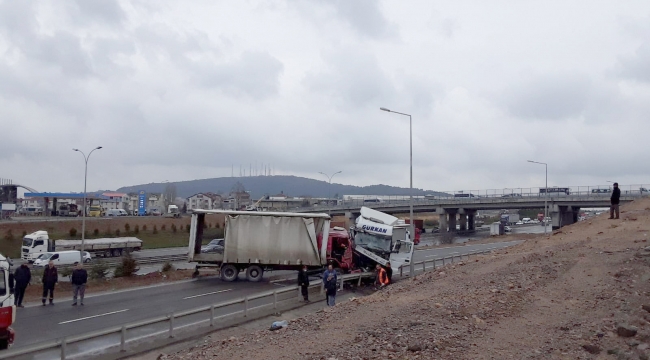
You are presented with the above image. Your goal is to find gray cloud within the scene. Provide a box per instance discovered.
[617,41,650,83]
[501,74,592,120]
[330,0,397,39]
[71,0,126,25]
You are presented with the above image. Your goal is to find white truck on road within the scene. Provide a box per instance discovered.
[189,210,332,282]
[21,231,143,262]
[166,205,181,218]
[350,207,414,271]
[187,207,414,282]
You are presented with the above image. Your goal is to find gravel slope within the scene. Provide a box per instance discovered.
[163,198,650,360]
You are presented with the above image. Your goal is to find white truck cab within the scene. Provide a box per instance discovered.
[21,230,49,262]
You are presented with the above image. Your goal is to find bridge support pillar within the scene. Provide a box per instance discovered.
[550,205,580,230]
[448,211,457,233]
[467,211,476,231]
[459,213,467,231]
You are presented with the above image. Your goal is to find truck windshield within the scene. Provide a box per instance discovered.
[22,238,33,247]
[354,232,392,253]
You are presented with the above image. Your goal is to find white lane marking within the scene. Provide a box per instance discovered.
[183,289,232,300]
[450,251,459,254]
[59,309,129,325]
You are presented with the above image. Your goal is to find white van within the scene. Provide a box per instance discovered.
[106,209,128,217]
[33,251,92,267]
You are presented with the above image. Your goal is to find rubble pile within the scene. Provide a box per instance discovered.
[164,199,650,360]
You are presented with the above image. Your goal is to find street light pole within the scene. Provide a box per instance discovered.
[73,146,103,264]
[527,160,548,235]
[319,171,342,215]
[381,107,414,276]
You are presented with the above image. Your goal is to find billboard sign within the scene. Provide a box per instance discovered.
[138,190,146,216]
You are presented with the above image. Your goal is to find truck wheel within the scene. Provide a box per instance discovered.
[0,339,8,350]
[220,264,239,282]
[246,265,264,282]
[84,258,91,263]
[112,249,122,257]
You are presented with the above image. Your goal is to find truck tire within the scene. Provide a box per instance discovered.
[0,339,8,350]
[84,258,92,263]
[220,264,239,282]
[112,249,122,257]
[246,265,264,282]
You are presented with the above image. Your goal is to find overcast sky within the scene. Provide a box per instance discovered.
[1,0,650,194]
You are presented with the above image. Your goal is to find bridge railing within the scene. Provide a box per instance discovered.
[290,184,650,212]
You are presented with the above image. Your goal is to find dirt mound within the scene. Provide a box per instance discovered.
[165,199,650,360]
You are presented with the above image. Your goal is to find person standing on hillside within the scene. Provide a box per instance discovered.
[322,264,338,306]
[13,263,31,308]
[42,261,58,306]
[297,265,310,302]
[610,182,621,219]
[71,263,88,306]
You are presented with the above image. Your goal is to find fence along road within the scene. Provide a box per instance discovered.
[2,240,522,359]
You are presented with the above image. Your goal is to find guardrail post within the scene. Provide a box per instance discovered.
[169,313,175,338]
[61,337,67,360]
[339,278,343,291]
[400,266,403,277]
[210,305,215,326]
[357,273,362,286]
[422,262,426,272]
[442,257,445,266]
[120,326,126,352]
[433,259,436,269]
[244,296,249,317]
[273,290,278,309]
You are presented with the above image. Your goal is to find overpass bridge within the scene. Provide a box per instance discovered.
[295,185,649,231]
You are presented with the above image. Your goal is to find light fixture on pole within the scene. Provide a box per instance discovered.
[381,107,415,276]
[73,146,103,264]
[527,160,548,234]
[319,171,342,214]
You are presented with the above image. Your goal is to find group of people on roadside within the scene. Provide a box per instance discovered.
[297,262,393,308]
[13,261,88,307]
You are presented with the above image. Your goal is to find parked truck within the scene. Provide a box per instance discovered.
[188,207,414,282]
[500,214,520,226]
[21,231,143,262]
[166,205,181,218]
[0,254,15,349]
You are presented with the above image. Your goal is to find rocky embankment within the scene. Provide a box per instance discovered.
[163,198,650,360]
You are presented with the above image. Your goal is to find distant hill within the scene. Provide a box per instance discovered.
[116,175,445,199]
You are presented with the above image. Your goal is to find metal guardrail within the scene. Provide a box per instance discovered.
[0,271,376,359]
[3,247,504,359]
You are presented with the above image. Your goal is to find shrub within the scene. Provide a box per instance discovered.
[4,230,14,242]
[69,228,78,237]
[93,229,99,236]
[124,223,131,233]
[208,222,212,228]
[60,266,73,278]
[161,262,174,272]
[161,224,166,231]
[134,225,139,234]
[115,229,121,237]
[114,252,137,277]
[143,225,148,231]
[171,224,177,233]
[90,263,109,279]
[216,223,221,229]
[153,225,158,234]
[186,224,191,233]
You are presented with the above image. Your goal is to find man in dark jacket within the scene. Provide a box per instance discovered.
[42,261,58,305]
[297,265,310,302]
[324,272,337,306]
[71,263,88,306]
[13,264,31,308]
[610,182,621,219]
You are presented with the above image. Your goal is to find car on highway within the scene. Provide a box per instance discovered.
[504,226,512,232]
[106,209,128,217]
[33,250,92,267]
[150,208,162,216]
[201,239,224,254]
[515,221,524,225]
[501,193,523,198]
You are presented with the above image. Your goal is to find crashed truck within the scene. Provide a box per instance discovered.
[187,208,414,282]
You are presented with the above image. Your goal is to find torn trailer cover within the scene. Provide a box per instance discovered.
[188,210,331,282]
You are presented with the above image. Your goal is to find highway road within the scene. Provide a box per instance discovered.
[9,239,523,358]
